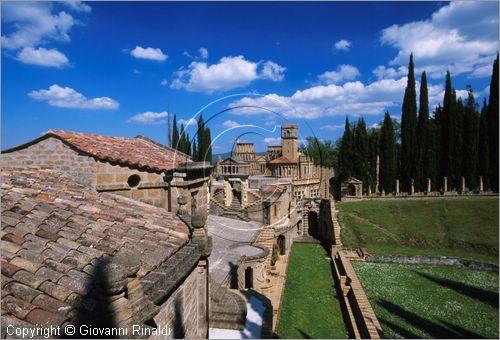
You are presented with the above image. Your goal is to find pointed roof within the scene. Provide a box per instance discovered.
[2,130,191,173]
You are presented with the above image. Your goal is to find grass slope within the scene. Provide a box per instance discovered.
[338,198,499,263]
[353,262,499,339]
[277,244,347,339]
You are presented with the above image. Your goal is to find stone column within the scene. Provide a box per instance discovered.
[368,185,372,196]
[411,179,415,194]
[479,176,483,192]
[396,179,399,194]
[443,177,448,192]
[427,178,431,193]
[461,176,466,193]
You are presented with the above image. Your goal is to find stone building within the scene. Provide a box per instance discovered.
[1,167,211,338]
[1,130,212,216]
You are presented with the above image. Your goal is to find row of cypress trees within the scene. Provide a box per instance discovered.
[399,53,499,193]
[338,53,499,194]
[171,112,213,163]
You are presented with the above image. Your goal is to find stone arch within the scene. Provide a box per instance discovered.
[348,184,356,196]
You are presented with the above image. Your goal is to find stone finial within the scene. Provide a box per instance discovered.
[191,211,207,229]
[411,179,415,194]
[479,176,484,192]
[177,195,188,217]
[461,176,466,193]
[443,177,448,192]
[427,178,431,193]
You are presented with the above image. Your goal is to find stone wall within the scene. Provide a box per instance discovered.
[152,260,208,339]
[96,161,168,208]
[332,250,382,339]
[2,137,98,187]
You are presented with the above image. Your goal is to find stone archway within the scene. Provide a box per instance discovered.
[348,184,356,196]
[277,235,286,255]
[308,211,319,237]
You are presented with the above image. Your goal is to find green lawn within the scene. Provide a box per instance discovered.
[338,198,499,264]
[277,243,347,339]
[353,262,499,339]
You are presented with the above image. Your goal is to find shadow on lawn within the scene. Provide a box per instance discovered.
[415,271,499,309]
[377,299,484,339]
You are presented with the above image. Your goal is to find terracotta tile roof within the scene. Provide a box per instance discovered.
[269,156,297,164]
[2,130,191,173]
[282,124,297,129]
[1,167,192,334]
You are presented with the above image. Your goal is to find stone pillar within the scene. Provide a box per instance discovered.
[396,179,399,194]
[368,185,372,196]
[224,180,233,207]
[479,176,483,192]
[443,177,448,192]
[427,178,431,193]
[461,176,465,193]
[411,179,415,194]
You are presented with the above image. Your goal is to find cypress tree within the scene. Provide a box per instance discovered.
[440,72,454,188]
[192,139,197,160]
[478,98,490,189]
[452,93,464,190]
[379,112,396,193]
[354,117,369,188]
[462,88,480,190]
[428,113,441,191]
[416,71,429,191]
[487,53,499,191]
[338,116,354,182]
[197,112,205,161]
[204,127,213,163]
[179,124,187,154]
[367,128,380,194]
[400,53,418,192]
[172,114,179,151]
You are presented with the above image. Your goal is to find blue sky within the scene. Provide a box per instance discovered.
[2,1,498,153]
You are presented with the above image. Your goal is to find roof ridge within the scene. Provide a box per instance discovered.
[135,135,192,160]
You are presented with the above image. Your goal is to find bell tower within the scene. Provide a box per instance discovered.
[281,124,298,162]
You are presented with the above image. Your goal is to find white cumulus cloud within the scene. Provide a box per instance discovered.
[198,47,209,59]
[178,118,197,126]
[263,137,281,145]
[380,1,498,78]
[130,46,168,61]
[260,61,286,82]
[17,47,69,67]
[372,65,408,80]
[62,1,91,13]
[229,74,463,120]
[128,111,168,124]
[29,84,119,110]
[334,39,351,51]
[222,120,244,128]
[317,64,360,85]
[171,56,257,93]
[1,2,86,67]
[320,124,345,131]
[171,56,286,93]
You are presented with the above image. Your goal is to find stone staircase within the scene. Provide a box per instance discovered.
[221,196,250,222]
